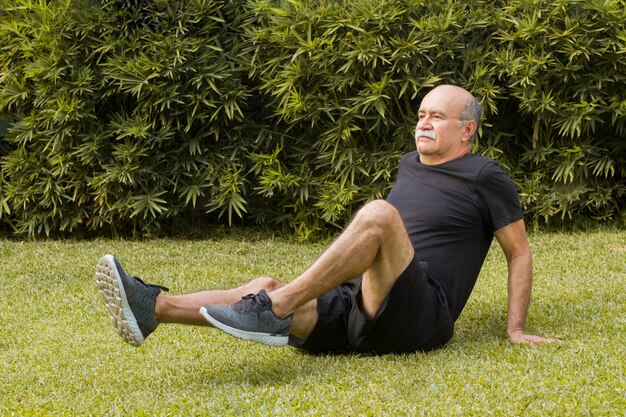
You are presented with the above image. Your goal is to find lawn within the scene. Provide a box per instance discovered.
[0,229,624,416]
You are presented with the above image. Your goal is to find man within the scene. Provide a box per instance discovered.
[96,85,553,354]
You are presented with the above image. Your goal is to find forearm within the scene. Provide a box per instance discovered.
[506,253,533,337]
[496,220,552,345]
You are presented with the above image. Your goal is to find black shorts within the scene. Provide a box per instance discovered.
[288,255,454,354]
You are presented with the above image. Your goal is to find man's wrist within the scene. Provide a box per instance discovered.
[507,327,525,338]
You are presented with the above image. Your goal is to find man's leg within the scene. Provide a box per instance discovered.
[97,255,318,346]
[155,278,318,341]
[201,200,415,344]
[155,277,282,326]
[270,199,414,319]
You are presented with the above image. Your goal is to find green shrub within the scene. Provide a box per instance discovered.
[0,0,624,238]
[0,0,258,236]
[493,0,626,229]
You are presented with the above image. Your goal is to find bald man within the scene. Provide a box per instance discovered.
[96,85,553,354]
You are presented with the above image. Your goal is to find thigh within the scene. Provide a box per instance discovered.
[347,256,454,354]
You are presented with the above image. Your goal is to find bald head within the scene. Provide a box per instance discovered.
[427,84,473,100]
[425,85,482,140]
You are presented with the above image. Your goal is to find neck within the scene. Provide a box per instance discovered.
[420,148,470,166]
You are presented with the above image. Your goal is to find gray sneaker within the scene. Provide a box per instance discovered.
[199,290,292,346]
[95,254,168,347]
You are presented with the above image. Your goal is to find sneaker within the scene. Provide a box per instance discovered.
[199,290,292,346]
[95,254,169,347]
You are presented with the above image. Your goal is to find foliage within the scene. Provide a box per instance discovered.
[0,0,258,236]
[0,0,624,238]
[493,0,626,229]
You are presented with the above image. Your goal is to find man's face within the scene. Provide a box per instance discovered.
[414,86,472,165]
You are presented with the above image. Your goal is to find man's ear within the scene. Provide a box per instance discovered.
[462,120,477,143]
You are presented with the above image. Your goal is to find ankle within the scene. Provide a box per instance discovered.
[154,294,166,321]
[269,294,292,319]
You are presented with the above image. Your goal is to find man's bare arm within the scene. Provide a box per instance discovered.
[494,219,553,345]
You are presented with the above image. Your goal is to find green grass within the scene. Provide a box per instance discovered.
[1,229,624,416]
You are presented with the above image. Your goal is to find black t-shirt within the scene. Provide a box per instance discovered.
[386,152,523,320]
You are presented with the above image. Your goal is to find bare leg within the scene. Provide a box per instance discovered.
[154,277,318,340]
[155,277,278,326]
[155,200,411,342]
[270,200,414,319]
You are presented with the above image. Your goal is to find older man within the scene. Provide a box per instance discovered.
[96,85,552,353]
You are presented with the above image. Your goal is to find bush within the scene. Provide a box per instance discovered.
[0,0,259,236]
[0,0,624,238]
[492,0,626,229]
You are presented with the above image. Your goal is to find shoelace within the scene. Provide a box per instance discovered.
[235,292,269,313]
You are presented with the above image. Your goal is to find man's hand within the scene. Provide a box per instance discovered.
[508,330,555,346]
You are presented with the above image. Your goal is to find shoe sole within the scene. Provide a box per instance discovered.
[199,307,288,347]
[95,255,144,347]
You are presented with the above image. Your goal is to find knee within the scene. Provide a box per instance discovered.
[249,276,284,292]
[355,200,402,232]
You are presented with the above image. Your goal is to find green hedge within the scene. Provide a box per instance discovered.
[0,0,624,238]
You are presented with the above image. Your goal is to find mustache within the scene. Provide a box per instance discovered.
[415,129,437,140]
